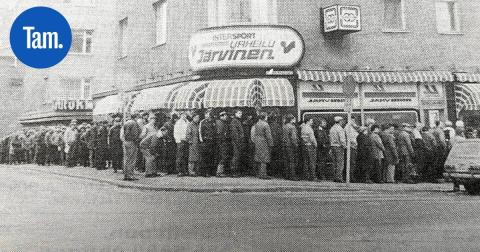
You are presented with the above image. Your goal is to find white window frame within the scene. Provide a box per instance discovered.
[119,18,128,58]
[154,0,168,46]
[435,0,461,34]
[81,78,92,100]
[382,0,407,32]
[207,0,278,27]
[70,29,93,54]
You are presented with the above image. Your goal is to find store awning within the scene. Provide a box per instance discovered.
[203,78,295,108]
[455,84,480,112]
[297,70,454,83]
[455,73,480,83]
[165,81,208,109]
[93,95,122,116]
[131,84,181,111]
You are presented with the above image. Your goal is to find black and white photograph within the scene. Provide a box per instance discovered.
[1,0,480,251]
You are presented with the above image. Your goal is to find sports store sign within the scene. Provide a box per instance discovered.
[189,26,305,71]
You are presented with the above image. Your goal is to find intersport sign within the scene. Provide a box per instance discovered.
[189,25,305,71]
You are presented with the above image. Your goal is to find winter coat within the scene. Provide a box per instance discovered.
[380,132,398,165]
[370,132,385,160]
[186,121,200,162]
[251,120,274,163]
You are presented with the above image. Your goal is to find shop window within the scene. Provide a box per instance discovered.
[435,0,461,34]
[119,18,128,57]
[383,0,406,31]
[70,29,93,54]
[154,0,167,45]
[208,0,277,27]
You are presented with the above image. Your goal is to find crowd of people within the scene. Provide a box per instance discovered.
[0,109,467,184]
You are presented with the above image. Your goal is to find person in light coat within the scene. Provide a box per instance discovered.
[380,124,398,183]
[64,120,79,167]
[186,113,201,176]
[329,116,347,183]
[251,112,274,179]
[370,125,386,183]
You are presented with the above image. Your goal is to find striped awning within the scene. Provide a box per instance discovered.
[131,84,181,111]
[455,73,480,83]
[455,84,480,113]
[165,81,208,109]
[203,78,294,108]
[297,70,454,83]
[93,95,122,116]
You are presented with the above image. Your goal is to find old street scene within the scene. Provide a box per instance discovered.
[2,0,480,251]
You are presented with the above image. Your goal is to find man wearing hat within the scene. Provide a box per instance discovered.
[108,117,123,173]
[329,116,346,182]
[199,109,216,176]
[215,111,230,177]
[397,123,415,183]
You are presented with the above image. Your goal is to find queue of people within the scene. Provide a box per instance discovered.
[0,109,465,184]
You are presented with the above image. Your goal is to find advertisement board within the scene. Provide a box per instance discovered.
[189,25,305,71]
[322,5,361,33]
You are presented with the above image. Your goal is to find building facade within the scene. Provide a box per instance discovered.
[90,0,480,127]
[15,0,117,126]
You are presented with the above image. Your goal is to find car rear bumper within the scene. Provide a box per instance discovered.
[444,172,480,180]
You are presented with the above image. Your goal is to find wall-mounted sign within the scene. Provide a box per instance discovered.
[363,84,418,108]
[189,25,305,71]
[299,82,360,109]
[322,5,361,34]
[53,100,93,111]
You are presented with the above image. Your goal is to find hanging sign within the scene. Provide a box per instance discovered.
[189,25,305,71]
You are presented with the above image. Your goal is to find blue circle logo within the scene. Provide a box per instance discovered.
[10,6,72,69]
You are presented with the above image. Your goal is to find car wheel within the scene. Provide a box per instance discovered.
[464,182,480,195]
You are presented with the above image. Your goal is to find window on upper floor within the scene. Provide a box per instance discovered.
[207,0,277,27]
[383,0,406,31]
[435,0,461,34]
[58,77,92,100]
[70,29,93,54]
[119,18,128,58]
[154,0,168,45]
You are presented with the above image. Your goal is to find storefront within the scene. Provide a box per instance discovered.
[92,94,123,121]
[453,73,480,127]
[20,100,94,126]
[297,70,453,127]
[126,25,304,114]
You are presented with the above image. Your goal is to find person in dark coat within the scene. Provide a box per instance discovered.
[230,110,244,177]
[397,123,415,183]
[199,109,216,176]
[242,114,256,175]
[380,124,398,183]
[251,112,274,179]
[356,126,372,183]
[122,114,141,181]
[316,118,330,180]
[85,123,96,168]
[162,113,178,174]
[282,114,299,180]
[150,126,169,173]
[94,122,109,170]
[108,117,123,173]
[268,114,283,177]
[78,126,90,167]
[186,113,201,176]
[215,111,230,177]
[34,127,47,166]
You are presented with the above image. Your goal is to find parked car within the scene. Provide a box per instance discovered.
[444,139,480,195]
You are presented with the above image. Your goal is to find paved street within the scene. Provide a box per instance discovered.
[1,166,480,252]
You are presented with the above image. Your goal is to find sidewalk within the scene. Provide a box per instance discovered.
[9,164,454,193]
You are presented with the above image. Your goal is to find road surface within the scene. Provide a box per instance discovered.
[1,166,479,251]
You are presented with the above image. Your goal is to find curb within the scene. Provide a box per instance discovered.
[25,167,453,194]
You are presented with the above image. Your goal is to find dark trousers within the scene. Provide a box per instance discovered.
[231,141,243,175]
[317,148,328,179]
[303,145,317,180]
[94,148,107,170]
[200,141,216,176]
[283,146,297,179]
[176,141,189,175]
[371,158,383,183]
[111,149,123,172]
